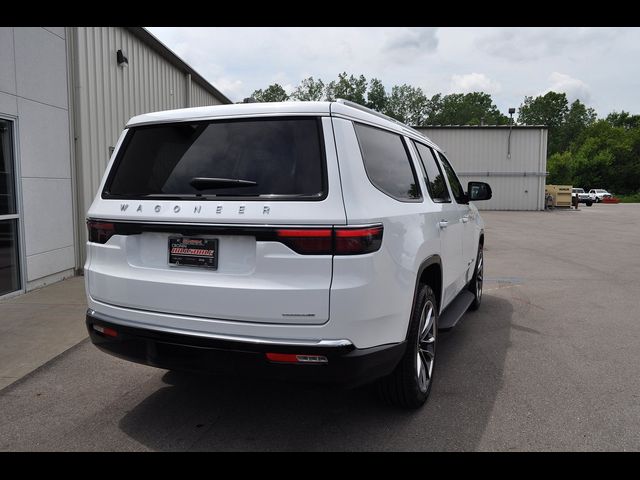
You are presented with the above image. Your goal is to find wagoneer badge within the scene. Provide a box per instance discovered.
[119,204,272,215]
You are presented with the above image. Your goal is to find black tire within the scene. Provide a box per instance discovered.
[377,284,438,409]
[586,200,593,206]
[468,242,483,311]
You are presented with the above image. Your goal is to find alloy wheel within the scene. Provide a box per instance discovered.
[476,248,483,302]
[416,300,436,393]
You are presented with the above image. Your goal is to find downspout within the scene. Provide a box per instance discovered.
[65,27,82,273]
[538,128,546,210]
[185,73,192,108]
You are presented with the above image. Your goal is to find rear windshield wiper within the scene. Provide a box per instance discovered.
[189,177,257,190]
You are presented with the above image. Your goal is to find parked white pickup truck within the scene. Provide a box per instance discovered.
[572,188,595,206]
[589,189,613,202]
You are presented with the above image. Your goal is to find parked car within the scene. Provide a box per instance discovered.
[572,188,594,206]
[84,99,492,409]
[589,189,613,202]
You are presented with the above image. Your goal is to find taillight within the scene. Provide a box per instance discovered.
[87,220,116,244]
[275,228,333,255]
[275,225,383,255]
[334,226,383,255]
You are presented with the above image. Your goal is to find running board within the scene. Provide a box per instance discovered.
[438,290,475,331]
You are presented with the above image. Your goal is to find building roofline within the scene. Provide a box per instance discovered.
[125,27,232,105]
[414,125,548,129]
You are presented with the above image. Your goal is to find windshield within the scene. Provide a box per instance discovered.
[104,117,326,200]
[573,189,584,193]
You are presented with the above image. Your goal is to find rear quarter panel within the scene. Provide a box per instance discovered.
[330,118,441,347]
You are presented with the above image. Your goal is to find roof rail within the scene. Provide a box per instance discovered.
[335,98,427,139]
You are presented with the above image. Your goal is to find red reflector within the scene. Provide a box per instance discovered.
[266,353,299,363]
[93,324,118,338]
[276,229,332,237]
[103,327,118,337]
[265,353,328,364]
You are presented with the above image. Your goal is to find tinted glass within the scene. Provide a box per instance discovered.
[0,219,20,296]
[413,142,450,203]
[0,120,16,215]
[437,152,466,203]
[105,118,325,199]
[354,123,421,201]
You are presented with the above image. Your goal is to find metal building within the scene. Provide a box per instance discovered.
[0,27,230,298]
[416,126,548,211]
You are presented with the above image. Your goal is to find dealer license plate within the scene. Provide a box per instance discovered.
[168,237,218,269]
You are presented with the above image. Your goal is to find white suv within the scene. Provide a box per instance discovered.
[85,100,491,408]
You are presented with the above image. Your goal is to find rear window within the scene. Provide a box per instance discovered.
[104,117,326,200]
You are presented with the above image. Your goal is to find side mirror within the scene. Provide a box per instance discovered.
[467,181,492,201]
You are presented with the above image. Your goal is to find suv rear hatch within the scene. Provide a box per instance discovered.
[86,116,346,325]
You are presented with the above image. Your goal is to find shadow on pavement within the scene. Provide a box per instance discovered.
[119,294,514,451]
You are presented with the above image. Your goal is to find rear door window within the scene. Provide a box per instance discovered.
[104,117,326,200]
[354,123,421,202]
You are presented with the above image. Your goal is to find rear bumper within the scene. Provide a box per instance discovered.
[86,310,405,388]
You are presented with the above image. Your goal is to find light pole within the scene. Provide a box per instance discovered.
[507,107,516,159]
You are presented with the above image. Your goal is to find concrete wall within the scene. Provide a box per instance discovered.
[71,27,227,264]
[0,27,75,291]
[417,127,548,210]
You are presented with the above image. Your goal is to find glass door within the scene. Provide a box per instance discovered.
[0,119,21,296]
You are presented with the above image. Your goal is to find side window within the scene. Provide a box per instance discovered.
[354,123,421,202]
[413,141,451,203]
[437,152,466,204]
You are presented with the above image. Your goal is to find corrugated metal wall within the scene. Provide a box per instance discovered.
[417,127,548,211]
[191,80,223,107]
[71,27,227,265]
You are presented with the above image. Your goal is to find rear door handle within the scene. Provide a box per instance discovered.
[461,215,469,223]
[439,220,449,229]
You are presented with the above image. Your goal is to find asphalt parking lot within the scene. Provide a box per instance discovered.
[1,203,639,451]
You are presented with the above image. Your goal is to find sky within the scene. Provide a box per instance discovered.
[146,27,640,116]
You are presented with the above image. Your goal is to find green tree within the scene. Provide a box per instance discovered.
[325,72,368,104]
[426,92,508,126]
[574,120,640,194]
[424,94,443,124]
[551,120,640,194]
[385,84,428,126]
[557,99,597,152]
[547,151,574,185]
[251,83,290,102]
[606,110,640,129]
[518,92,570,155]
[366,78,388,112]
[290,77,325,101]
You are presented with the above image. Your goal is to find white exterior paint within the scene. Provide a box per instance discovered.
[417,127,548,211]
[85,102,486,352]
[127,101,332,126]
